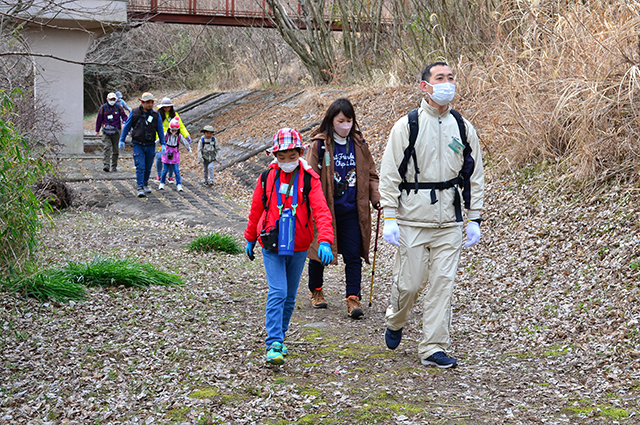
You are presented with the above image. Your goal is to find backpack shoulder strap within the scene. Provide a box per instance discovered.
[302,171,312,200]
[317,138,325,168]
[398,108,420,194]
[260,169,272,210]
[130,106,143,129]
[450,109,468,148]
[302,170,313,218]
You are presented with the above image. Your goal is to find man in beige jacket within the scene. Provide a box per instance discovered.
[379,62,484,368]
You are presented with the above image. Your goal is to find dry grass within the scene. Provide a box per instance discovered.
[459,1,640,184]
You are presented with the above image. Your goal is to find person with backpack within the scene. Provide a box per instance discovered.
[158,117,191,192]
[155,97,191,183]
[379,62,485,369]
[304,98,381,319]
[198,125,217,186]
[119,92,165,198]
[244,128,334,365]
[115,91,132,114]
[95,92,127,173]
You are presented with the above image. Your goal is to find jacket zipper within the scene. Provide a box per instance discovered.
[438,115,443,226]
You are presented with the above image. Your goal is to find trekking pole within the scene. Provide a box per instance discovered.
[369,208,381,307]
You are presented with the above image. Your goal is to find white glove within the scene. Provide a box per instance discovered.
[383,218,400,246]
[464,221,481,248]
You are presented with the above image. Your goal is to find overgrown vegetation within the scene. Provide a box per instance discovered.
[1,256,183,302]
[188,232,243,254]
[79,1,640,185]
[461,1,640,183]
[83,25,300,111]
[0,89,53,277]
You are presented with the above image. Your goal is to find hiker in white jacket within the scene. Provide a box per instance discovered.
[379,61,485,369]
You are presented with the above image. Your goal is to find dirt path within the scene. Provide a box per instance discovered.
[1,89,640,424]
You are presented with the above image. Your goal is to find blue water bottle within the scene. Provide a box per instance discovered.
[278,208,295,256]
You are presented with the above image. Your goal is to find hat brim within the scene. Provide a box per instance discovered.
[267,144,309,154]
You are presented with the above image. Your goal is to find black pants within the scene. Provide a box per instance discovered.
[308,208,362,298]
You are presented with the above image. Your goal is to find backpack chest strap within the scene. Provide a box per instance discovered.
[398,176,464,222]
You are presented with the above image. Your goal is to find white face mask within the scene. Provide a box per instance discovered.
[334,122,353,138]
[278,160,298,173]
[425,82,456,106]
[108,100,116,106]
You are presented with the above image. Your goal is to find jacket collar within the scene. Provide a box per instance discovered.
[420,98,452,118]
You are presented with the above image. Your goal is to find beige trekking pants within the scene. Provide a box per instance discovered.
[385,225,462,360]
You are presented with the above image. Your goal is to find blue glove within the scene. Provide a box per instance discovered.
[246,240,256,261]
[118,141,125,151]
[318,242,333,266]
[186,136,192,144]
[464,221,481,248]
[161,144,167,155]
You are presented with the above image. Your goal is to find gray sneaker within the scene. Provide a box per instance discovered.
[137,187,146,198]
[144,186,152,193]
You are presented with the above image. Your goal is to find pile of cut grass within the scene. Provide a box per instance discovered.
[1,257,183,303]
[188,232,243,254]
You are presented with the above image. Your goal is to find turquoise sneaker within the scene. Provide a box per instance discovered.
[266,342,285,365]
[281,344,289,357]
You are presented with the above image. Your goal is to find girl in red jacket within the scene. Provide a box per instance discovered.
[245,128,334,365]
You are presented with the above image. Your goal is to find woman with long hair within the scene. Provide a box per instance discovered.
[305,98,381,319]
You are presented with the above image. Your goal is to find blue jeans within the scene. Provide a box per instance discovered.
[308,208,362,298]
[161,163,181,185]
[132,143,156,188]
[262,249,308,347]
[155,151,174,179]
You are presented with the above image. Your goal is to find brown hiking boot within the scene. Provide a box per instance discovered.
[310,288,327,309]
[346,296,364,319]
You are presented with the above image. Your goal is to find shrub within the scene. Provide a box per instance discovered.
[0,89,53,277]
[188,232,243,254]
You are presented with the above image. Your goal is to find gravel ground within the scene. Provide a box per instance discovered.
[2,88,640,425]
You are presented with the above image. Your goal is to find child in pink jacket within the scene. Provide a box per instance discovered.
[158,117,191,192]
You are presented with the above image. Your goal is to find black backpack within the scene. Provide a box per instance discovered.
[397,108,472,222]
[260,168,313,221]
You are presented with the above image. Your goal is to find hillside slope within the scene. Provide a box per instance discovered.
[6,87,640,424]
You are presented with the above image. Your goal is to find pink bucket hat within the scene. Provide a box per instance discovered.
[268,128,308,153]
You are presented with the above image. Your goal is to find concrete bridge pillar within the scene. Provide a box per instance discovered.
[20,1,128,154]
[24,28,94,154]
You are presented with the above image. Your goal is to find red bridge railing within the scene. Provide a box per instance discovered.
[127,0,392,29]
[129,0,318,27]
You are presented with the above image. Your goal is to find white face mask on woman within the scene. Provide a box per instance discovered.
[425,82,456,106]
[278,160,298,174]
